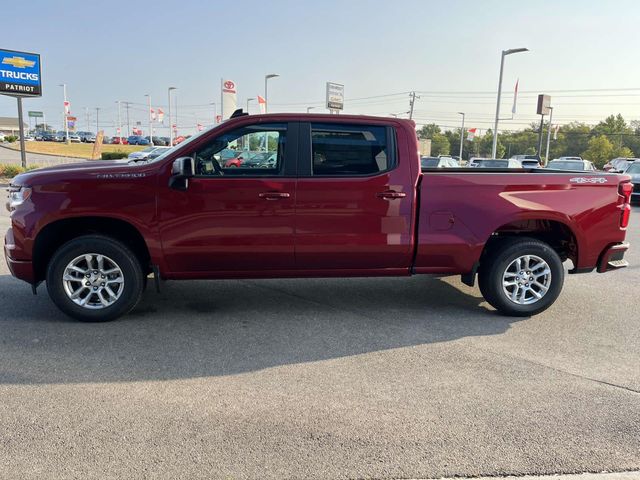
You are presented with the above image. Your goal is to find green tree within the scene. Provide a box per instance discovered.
[430,133,450,156]
[581,135,614,168]
[417,124,441,140]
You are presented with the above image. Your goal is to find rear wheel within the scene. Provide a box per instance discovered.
[478,237,564,316]
[46,235,144,322]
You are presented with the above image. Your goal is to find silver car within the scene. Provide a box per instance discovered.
[624,161,640,203]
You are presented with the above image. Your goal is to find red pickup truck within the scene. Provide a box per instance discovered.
[4,113,633,322]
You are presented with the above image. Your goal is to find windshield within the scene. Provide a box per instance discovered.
[548,161,584,170]
[145,124,216,164]
[625,163,640,174]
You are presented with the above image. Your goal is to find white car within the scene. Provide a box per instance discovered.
[128,146,170,161]
[0,133,5,142]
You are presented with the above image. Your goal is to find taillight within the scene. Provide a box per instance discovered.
[619,182,632,228]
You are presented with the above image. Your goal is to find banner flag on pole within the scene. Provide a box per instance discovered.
[467,128,477,140]
[150,108,157,122]
[258,95,266,114]
[64,101,71,115]
[221,79,237,120]
[157,108,164,123]
[554,124,560,140]
[512,79,519,115]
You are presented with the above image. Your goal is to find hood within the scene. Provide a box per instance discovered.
[11,159,135,186]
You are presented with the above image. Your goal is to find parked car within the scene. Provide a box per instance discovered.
[69,133,82,143]
[23,135,35,141]
[172,135,186,146]
[111,136,129,145]
[5,114,632,322]
[127,146,170,161]
[78,132,96,143]
[475,159,523,168]
[127,135,145,145]
[143,136,168,146]
[468,157,486,167]
[623,160,640,203]
[547,159,596,171]
[421,156,459,169]
[604,157,638,173]
[41,132,56,141]
[147,146,172,160]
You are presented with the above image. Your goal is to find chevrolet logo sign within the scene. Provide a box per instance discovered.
[2,56,35,69]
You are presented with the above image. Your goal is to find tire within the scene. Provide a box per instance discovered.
[46,235,144,322]
[478,237,564,317]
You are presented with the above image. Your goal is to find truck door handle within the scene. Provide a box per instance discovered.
[259,192,290,200]
[376,190,406,200]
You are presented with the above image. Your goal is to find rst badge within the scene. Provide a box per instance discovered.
[570,177,608,184]
[0,49,42,97]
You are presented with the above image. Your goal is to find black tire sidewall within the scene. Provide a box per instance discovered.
[479,238,564,317]
[46,236,144,322]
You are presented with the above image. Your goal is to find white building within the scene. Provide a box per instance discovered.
[0,117,28,136]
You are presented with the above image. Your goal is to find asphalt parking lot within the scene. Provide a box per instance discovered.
[0,205,638,480]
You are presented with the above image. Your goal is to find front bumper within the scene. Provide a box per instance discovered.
[597,242,630,273]
[4,228,35,284]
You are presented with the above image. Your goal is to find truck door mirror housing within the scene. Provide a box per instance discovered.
[169,157,195,191]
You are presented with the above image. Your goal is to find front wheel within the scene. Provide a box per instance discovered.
[46,235,145,322]
[478,237,564,317]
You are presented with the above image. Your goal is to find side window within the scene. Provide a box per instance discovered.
[310,123,393,176]
[194,123,286,176]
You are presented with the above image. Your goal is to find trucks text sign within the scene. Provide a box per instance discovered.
[0,49,42,97]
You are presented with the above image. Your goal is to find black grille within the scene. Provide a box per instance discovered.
[634,183,640,193]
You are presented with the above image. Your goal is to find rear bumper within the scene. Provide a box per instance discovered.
[597,242,630,273]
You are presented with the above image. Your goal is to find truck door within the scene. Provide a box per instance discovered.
[294,121,415,271]
[158,122,297,275]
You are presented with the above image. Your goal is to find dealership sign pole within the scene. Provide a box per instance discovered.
[0,49,42,168]
[326,82,344,114]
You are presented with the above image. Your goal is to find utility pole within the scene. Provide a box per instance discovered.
[264,74,280,113]
[458,112,465,161]
[537,113,545,156]
[246,98,255,114]
[168,87,176,146]
[95,107,101,134]
[123,102,131,136]
[409,91,419,120]
[85,107,90,132]
[145,94,154,146]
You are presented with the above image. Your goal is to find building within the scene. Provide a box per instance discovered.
[0,117,28,136]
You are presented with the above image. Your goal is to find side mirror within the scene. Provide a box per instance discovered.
[169,156,195,191]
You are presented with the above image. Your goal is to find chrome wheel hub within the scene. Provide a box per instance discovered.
[62,254,124,309]
[502,255,552,305]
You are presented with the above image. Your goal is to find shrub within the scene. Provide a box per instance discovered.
[101,151,128,160]
[4,135,17,143]
[0,164,25,177]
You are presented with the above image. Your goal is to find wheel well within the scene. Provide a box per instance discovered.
[483,219,578,266]
[33,217,152,282]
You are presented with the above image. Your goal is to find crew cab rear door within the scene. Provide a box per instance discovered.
[294,121,415,270]
[158,121,297,275]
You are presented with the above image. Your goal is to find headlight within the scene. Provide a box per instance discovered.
[6,186,32,212]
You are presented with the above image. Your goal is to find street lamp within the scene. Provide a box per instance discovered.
[246,97,255,114]
[59,83,70,144]
[144,94,154,146]
[457,112,465,161]
[168,87,176,146]
[264,74,279,113]
[544,106,554,166]
[306,106,315,113]
[492,47,529,158]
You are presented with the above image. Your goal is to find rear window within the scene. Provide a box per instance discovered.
[310,123,393,175]
[548,161,584,170]
[477,160,508,168]
[421,157,440,168]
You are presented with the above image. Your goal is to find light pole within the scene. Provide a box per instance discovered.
[492,48,528,158]
[306,106,315,113]
[458,112,465,161]
[246,97,255,114]
[95,107,100,134]
[116,100,122,140]
[210,102,217,124]
[59,83,70,144]
[145,94,154,146]
[168,87,176,146]
[544,106,554,166]
[264,74,279,113]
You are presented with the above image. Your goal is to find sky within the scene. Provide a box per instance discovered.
[2,0,640,136]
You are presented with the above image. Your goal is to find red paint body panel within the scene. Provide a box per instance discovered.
[3,113,631,287]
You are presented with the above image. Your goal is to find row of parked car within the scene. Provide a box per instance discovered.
[420,154,608,171]
[26,131,188,146]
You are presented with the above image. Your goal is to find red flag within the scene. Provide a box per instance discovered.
[64,101,71,115]
[258,95,266,114]
[157,108,164,122]
[467,128,478,140]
